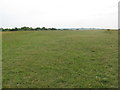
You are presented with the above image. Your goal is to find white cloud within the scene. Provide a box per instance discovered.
[1,0,119,29]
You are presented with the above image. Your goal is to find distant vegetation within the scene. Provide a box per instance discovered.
[1,27,113,31]
[1,27,59,31]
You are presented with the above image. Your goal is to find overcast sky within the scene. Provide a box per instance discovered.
[0,0,119,29]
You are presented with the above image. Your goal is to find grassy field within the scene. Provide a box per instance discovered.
[2,30,118,88]
[0,32,2,89]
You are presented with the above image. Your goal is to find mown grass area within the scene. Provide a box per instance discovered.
[2,30,118,88]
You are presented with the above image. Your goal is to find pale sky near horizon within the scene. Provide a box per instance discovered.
[0,0,119,29]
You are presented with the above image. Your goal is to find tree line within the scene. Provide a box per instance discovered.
[1,27,61,31]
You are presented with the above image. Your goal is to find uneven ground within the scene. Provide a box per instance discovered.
[2,30,118,88]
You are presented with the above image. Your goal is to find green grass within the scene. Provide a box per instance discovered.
[0,32,2,89]
[2,30,118,88]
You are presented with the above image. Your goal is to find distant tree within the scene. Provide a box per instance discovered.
[14,27,18,31]
[21,26,31,31]
[42,27,47,30]
[29,27,33,31]
[10,28,16,31]
[3,28,10,31]
[2,26,60,31]
[49,28,57,30]
[35,27,41,31]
